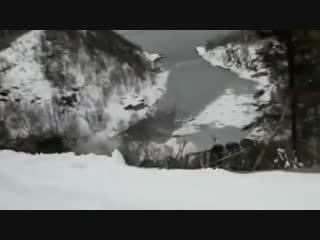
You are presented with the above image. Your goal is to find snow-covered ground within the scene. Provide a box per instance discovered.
[1,150,320,210]
[173,89,259,136]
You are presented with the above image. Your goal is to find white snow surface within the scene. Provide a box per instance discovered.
[1,150,320,210]
[143,52,162,62]
[173,89,259,136]
[0,30,53,103]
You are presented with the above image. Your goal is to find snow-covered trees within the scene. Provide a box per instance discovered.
[206,30,320,169]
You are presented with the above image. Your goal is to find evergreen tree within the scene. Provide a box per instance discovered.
[254,30,320,167]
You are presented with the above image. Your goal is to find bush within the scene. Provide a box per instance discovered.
[8,134,70,154]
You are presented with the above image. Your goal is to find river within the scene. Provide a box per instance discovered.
[116,30,256,149]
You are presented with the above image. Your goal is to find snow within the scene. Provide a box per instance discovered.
[173,89,259,136]
[102,70,170,137]
[2,150,320,210]
[0,31,170,139]
[143,52,163,62]
[121,95,145,109]
[174,45,274,139]
[0,30,53,103]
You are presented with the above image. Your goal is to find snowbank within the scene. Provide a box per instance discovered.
[1,150,320,210]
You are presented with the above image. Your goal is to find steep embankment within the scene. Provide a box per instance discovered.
[0,30,169,153]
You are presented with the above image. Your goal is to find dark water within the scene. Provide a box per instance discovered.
[117,30,256,147]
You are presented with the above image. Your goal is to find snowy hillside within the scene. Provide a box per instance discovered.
[0,30,169,144]
[1,150,320,210]
[173,89,259,136]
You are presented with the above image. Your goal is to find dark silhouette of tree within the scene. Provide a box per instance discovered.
[259,30,320,166]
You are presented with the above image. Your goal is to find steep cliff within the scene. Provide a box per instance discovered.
[0,30,169,153]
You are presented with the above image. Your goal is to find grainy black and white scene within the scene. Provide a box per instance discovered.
[0,30,319,210]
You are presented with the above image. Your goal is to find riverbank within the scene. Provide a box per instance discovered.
[180,43,276,141]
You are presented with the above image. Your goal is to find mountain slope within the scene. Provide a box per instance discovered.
[0,30,169,153]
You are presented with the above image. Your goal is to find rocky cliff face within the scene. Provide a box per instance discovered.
[0,30,169,153]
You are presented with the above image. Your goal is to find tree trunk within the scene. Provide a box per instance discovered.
[286,31,298,158]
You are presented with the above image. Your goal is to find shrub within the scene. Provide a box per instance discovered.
[9,134,70,154]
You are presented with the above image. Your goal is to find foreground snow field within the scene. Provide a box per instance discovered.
[1,150,320,210]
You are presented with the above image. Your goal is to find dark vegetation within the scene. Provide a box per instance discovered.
[205,30,260,50]
[138,138,293,171]
[204,30,320,170]
[252,30,320,168]
[0,102,72,154]
[5,135,70,154]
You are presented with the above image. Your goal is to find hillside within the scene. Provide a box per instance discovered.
[0,30,169,154]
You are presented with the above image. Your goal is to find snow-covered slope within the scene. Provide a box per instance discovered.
[173,89,259,136]
[0,30,169,143]
[1,150,320,210]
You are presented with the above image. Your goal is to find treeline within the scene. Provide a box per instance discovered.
[205,30,261,50]
[253,30,320,167]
